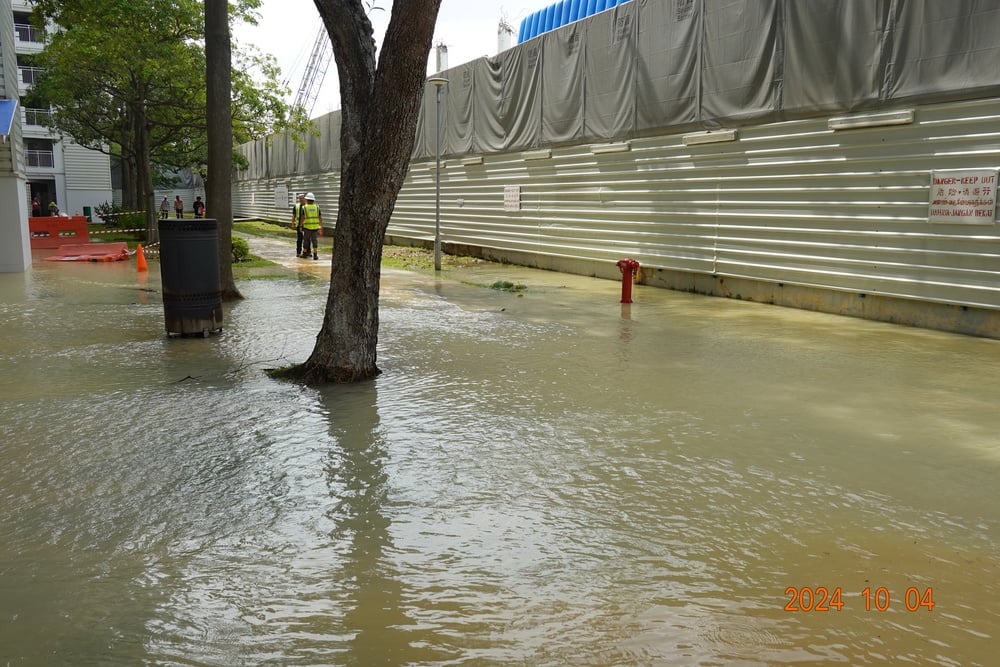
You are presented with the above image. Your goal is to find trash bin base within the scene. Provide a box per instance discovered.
[163,292,223,337]
[164,316,223,338]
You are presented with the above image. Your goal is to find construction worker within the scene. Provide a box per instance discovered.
[300,192,323,260]
[290,193,306,257]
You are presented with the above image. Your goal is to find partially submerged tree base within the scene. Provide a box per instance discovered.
[283,0,443,384]
[266,361,381,385]
[221,287,246,302]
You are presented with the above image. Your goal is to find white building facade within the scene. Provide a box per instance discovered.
[0,0,28,271]
[1,0,113,272]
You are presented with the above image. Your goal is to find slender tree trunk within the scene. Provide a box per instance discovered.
[133,98,157,244]
[274,0,442,384]
[121,155,134,211]
[205,0,242,301]
[120,114,137,211]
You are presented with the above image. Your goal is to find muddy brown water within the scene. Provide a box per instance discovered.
[1,237,998,665]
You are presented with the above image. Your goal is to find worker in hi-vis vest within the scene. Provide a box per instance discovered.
[299,192,323,260]
[290,193,306,257]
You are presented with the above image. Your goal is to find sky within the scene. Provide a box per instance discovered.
[232,0,544,118]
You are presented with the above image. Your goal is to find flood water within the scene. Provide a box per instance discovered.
[1,239,998,666]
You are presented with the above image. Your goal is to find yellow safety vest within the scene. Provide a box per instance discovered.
[301,203,321,230]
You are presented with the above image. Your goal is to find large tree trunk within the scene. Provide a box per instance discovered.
[275,0,442,384]
[205,0,242,301]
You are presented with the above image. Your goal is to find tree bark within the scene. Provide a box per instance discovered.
[120,112,137,211]
[120,151,134,211]
[133,96,157,245]
[205,0,242,301]
[275,0,442,384]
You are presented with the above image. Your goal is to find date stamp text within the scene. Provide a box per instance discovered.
[784,586,935,612]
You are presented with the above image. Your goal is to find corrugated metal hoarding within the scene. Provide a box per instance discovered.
[390,99,1000,312]
[233,0,1000,336]
[238,96,1000,311]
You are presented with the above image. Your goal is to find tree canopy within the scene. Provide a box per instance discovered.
[28,0,307,213]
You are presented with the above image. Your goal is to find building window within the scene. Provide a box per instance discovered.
[14,23,46,44]
[26,139,55,168]
[26,151,55,168]
[24,108,52,126]
[18,67,44,86]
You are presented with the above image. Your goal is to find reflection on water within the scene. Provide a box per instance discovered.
[1,248,999,666]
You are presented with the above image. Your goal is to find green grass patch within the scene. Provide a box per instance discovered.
[489,280,527,292]
[460,279,528,292]
[235,218,491,274]
[233,220,295,239]
[380,245,490,272]
[88,224,144,246]
[233,255,276,269]
[232,254,291,281]
[380,245,436,271]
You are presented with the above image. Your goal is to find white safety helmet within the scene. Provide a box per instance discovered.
[305,192,316,201]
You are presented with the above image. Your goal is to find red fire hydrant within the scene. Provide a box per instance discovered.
[617,258,640,304]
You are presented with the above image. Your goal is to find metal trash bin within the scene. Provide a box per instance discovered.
[158,218,223,337]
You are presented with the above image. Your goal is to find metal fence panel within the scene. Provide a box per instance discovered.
[235,96,1000,312]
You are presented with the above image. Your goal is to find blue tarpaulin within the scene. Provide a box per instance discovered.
[0,99,18,137]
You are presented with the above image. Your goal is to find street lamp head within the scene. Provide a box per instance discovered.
[428,77,449,87]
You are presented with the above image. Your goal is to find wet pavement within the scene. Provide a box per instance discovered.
[0,236,998,665]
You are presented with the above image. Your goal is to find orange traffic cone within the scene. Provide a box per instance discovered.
[136,243,148,272]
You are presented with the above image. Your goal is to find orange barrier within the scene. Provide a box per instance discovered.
[45,242,130,262]
[29,216,90,249]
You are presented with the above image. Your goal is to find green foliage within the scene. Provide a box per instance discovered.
[489,280,527,292]
[231,236,250,263]
[93,201,144,229]
[29,0,308,189]
[93,201,117,222]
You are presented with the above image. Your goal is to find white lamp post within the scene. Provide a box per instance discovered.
[428,76,448,271]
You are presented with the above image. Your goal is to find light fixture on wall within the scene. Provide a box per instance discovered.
[682,129,738,146]
[522,148,551,160]
[828,109,914,130]
[589,141,631,154]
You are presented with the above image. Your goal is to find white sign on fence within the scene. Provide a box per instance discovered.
[929,170,998,224]
[274,184,289,209]
[504,185,521,212]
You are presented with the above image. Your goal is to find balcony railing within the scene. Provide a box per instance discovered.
[26,150,55,168]
[23,108,52,126]
[14,23,45,44]
[18,67,44,86]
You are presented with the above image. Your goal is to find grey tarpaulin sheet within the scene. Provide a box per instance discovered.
[699,0,781,123]
[884,2,1000,103]
[782,0,881,114]
[636,0,697,131]
[542,22,586,145]
[236,0,1000,180]
[590,4,639,138]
